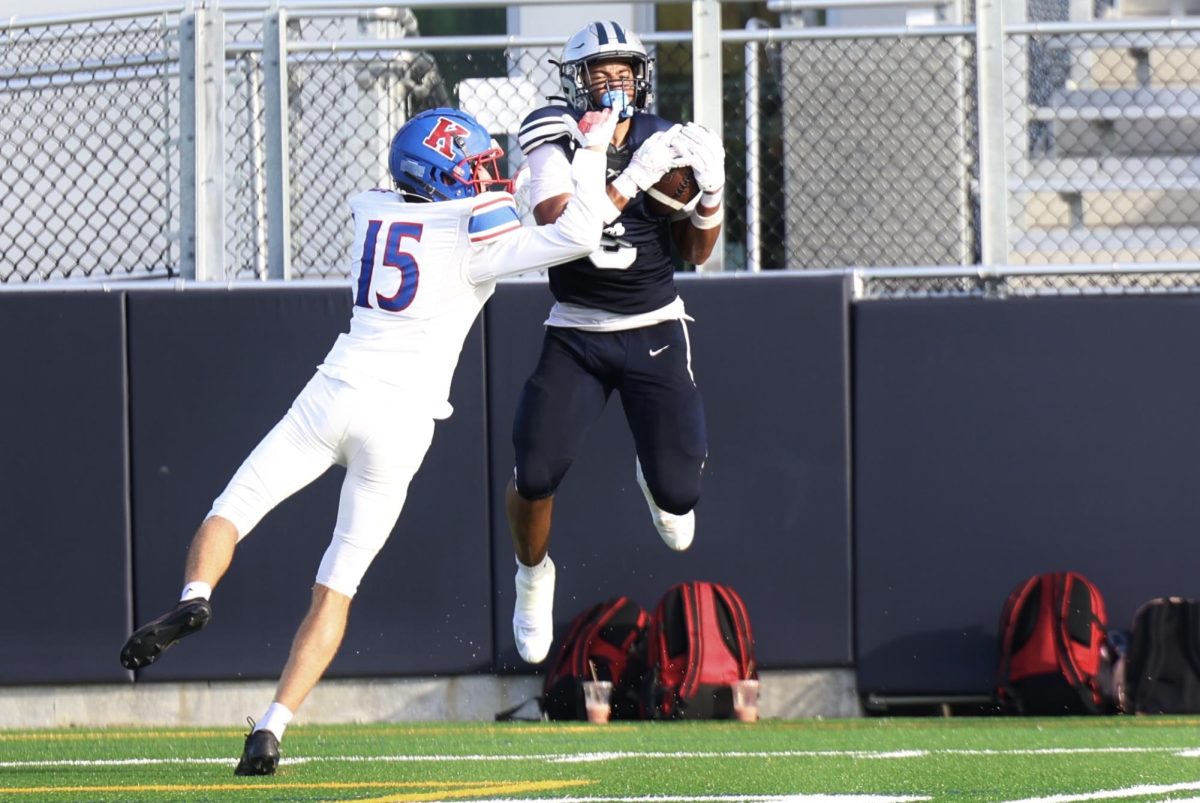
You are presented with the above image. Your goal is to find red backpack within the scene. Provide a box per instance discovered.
[995,571,1114,714]
[540,596,650,721]
[643,581,757,719]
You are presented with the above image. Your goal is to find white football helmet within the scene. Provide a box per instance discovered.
[556,21,655,116]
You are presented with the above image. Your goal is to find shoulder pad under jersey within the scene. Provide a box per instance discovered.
[518,105,582,156]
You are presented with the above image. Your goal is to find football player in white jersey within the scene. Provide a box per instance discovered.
[119,105,633,775]
[506,21,726,665]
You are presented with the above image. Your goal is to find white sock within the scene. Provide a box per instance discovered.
[180,582,212,603]
[515,554,552,577]
[255,702,293,740]
[513,555,556,664]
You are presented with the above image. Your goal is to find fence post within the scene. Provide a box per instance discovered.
[263,7,293,280]
[179,9,226,280]
[692,0,725,272]
[976,0,1010,271]
[744,19,767,273]
[248,56,269,279]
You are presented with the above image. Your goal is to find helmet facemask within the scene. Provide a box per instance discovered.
[450,141,513,197]
[555,21,655,117]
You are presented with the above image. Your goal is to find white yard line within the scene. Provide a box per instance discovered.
[2,746,1199,769]
[997,780,1200,802]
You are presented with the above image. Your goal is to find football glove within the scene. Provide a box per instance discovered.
[620,126,685,191]
[674,122,725,195]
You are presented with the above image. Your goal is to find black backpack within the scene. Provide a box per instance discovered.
[1121,597,1200,714]
[540,596,650,720]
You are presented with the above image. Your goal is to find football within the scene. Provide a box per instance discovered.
[644,166,699,217]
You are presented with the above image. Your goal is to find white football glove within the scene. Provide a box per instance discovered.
[673,122,726,194]
[621,125,685,191]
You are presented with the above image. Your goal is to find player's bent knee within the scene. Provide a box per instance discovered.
[514,476,557,501]
[315,531,388,599]
[654,486,699,517]
[313,569,367,600]
[512,458,570,501]
[644,473,701,516]
[205,501,261,544]
[311,582,354,606]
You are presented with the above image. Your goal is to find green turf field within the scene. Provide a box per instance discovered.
[5,717,1200,802]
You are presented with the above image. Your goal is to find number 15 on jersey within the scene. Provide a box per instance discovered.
[355,220,424,312]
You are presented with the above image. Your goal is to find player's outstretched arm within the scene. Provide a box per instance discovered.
[466,110,617,283]
[670,122,725,265]
[532,125,685,226]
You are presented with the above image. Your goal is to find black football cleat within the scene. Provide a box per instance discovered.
[234,725,280,776]
[120,598,212,670]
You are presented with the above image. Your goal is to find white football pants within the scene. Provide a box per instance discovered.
[208,371,435,597]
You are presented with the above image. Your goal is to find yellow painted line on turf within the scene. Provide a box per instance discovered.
[333,778,592,803]
[0,729,239,742]
[0,780,514,795]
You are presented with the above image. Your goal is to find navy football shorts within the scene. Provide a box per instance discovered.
[512,320,707,514]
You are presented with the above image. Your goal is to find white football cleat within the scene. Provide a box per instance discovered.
[636,459,695,552]
[513,556,556,664]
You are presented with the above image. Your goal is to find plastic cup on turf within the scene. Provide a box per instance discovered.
[583,680,613,723]
[732,679,760,722]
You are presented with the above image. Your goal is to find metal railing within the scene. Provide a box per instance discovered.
[3,0,1200,287]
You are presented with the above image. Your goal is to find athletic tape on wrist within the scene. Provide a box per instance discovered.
[699,187,724,207]
[611,172,639,201]
[689,205,724,230]
[601,195,624,225]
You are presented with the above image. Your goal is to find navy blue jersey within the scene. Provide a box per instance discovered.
[520,105,681,315]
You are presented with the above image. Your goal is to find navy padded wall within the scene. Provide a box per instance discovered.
[127,289,491,682]
[855,294,1200,697]
[485,273,853,671]
[0,293,131,683]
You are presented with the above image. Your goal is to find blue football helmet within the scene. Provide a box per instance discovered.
[388,107,511,202]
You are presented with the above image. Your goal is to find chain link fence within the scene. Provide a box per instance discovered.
[287,15,447,278]
[1,13,180,282]
[857,264,1200,297]
[769,30,979,270]
[225,17,268,279]
[1006,27,1200,267]
[3,2,1200,286]
[219,18,697,280]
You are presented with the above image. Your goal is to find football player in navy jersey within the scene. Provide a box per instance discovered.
[118,106,620,773]
[508,20,726,664]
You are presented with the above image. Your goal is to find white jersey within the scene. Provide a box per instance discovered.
[318,148,607,419]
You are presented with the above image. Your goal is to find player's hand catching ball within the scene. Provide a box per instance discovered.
[621,125,685,191]
[673,122,725,195]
